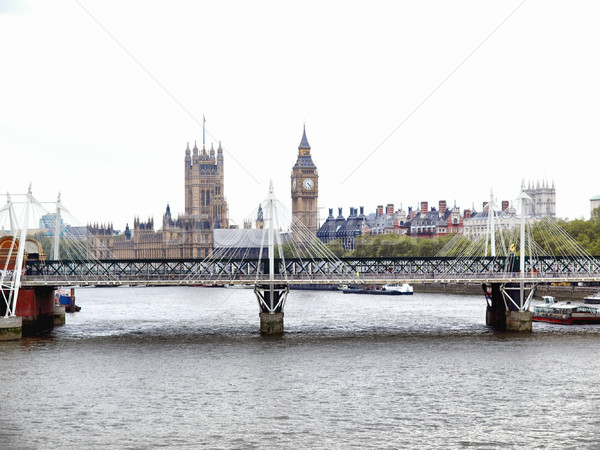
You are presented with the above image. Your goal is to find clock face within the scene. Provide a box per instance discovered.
[292,179,296,189]
[303,178,314,190]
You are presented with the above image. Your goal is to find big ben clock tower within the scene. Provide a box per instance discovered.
[291,125,319,233]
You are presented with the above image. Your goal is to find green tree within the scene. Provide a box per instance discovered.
[345,233,454,258]
[324,239,346,258]
[26,231,52,256]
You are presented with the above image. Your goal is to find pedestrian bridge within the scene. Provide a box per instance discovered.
[3,183,600,336]
[17,255,600,287]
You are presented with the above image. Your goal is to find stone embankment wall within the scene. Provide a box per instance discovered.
[414,283,599,301]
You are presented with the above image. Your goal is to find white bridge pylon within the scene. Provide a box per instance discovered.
[255,180,289,314]
[1,185,40,317]
[486,186,535,312]
[5,183,600,298]
[194,180,358,312]
[193,179,359,285]
[0,185,120,317]
[438,183,600,313]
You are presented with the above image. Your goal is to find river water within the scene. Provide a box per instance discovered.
[3,286,600,449]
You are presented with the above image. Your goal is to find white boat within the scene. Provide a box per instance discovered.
[532,296,600,324]
[224,283,254,289]
[383,283,414,295]
[584,291,600,304]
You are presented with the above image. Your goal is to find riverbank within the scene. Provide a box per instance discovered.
[413,282,599,301]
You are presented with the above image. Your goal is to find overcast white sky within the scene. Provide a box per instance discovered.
[1,0,598,230]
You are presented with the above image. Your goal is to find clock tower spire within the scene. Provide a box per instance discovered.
[291,125,319,233]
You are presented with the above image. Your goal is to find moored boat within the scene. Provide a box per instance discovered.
[224,283,254,289]
[584,291,600,304]
[290,284,340,291]
[532,296,600,324]
[342,284,413,296]
[191,284,225,288]
[383,283,414,295]
[54,288,81,312]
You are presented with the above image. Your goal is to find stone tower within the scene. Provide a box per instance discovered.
[182,132,229,258]
[291,125,319,232]
[96,119,230,260]
[524,180,556,218]
[184,140,228,228]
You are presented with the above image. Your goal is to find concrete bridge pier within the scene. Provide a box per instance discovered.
[53,305,66,326]
[259,311,284,335]
[254,283,289,335]
[505,310,532,332]
[503,282,532,332]
[484,283,532,332]
[0,316,22,341]
[484,283,505,330]
[1,287,59,339]
[19,287,56,335]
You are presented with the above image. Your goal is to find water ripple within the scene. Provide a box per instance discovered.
[3,287,600,448]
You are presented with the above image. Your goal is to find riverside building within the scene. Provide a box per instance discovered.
[317,201,464,250]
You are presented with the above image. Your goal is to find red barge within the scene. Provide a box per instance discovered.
[532,296,600,325]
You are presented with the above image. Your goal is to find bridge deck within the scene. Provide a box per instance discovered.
[11,256,600,287]
[19,273,599,287]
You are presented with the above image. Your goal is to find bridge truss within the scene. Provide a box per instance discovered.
[5,183,600,331]
[19,255,600,287]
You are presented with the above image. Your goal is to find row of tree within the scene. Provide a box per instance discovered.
[325,234,456,258]
[27,231,88,260]
[325,215,600,258]
[558,216,600,256]
[24,212,600,260]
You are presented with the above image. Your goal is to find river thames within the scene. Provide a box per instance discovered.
[3,286,600,449]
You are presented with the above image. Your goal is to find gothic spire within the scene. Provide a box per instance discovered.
[185,142,191,163]
[192,140,199,164]
[298,124,311,150]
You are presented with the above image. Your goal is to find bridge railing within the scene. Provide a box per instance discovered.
[18,256,600,286]
[19,271,600,287]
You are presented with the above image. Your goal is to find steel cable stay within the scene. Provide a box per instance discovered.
[436,190,600,290]
[3,185,600,291]
[0,188,123,289]
[185,182,359,289]
[42,197,120,285]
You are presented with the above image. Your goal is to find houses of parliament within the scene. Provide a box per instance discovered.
[89,138,229,259]
[291,125,319,233]
[89,126,318,259]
